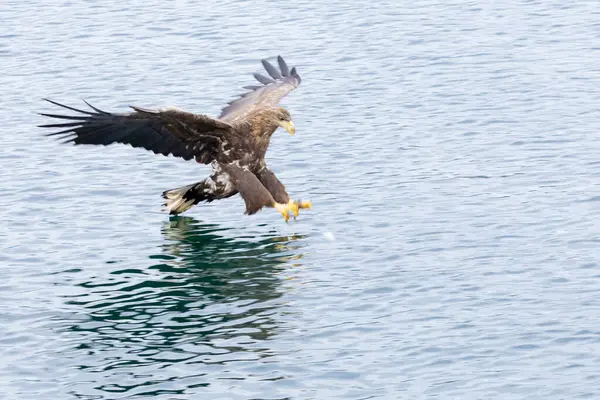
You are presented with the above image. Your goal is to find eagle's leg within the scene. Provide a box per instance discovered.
[222,164,301,222]
[256,167,312,219]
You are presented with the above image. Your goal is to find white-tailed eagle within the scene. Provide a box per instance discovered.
[39,56,311,222]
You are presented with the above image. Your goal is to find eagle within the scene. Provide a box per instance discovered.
[39,56,311,222]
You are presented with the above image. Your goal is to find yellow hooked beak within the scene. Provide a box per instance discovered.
[278,120,296,135]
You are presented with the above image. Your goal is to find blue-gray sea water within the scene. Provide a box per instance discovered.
[2,1,600,399]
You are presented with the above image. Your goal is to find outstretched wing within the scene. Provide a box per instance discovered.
[219,56,301,122]
[39,99,235,163]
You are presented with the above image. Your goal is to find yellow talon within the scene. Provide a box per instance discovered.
[287,200,299,218]
[296,200,312,209]
[274,199,311,222]
[274,202,290,222]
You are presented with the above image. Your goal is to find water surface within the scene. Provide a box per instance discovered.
[2,0,600,399]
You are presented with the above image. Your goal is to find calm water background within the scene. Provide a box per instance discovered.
[2,1,600,399]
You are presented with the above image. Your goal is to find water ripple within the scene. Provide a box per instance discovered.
[3,0,600,398]
[49,218,305,398]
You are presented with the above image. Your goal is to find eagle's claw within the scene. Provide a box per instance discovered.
[294,200,312,210]
[274,202,291,222]
[287,200,300,219]
[275,200,312,222]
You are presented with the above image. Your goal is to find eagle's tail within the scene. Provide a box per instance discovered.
[162,176,237,215]
[162,183,201,215]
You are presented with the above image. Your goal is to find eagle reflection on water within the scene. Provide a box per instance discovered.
[65,217,304,394]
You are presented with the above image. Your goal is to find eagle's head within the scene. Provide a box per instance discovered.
[273,107,295,135]
[252,107,295,137]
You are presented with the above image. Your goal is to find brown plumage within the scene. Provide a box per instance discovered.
[39,56,312,221]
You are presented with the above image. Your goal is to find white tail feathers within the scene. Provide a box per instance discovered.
[162,184,196,215]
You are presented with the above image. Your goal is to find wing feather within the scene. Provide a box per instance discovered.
[40,100,236,162]
[219,55,301,121]
[42,98,94,115]
[277,56,290,77]
[290,67,301,84]
[82,99,111,115]
[253,73,275,85]
[261,59,282,79]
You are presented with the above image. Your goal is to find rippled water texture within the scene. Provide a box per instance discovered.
[3,1,600,399]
